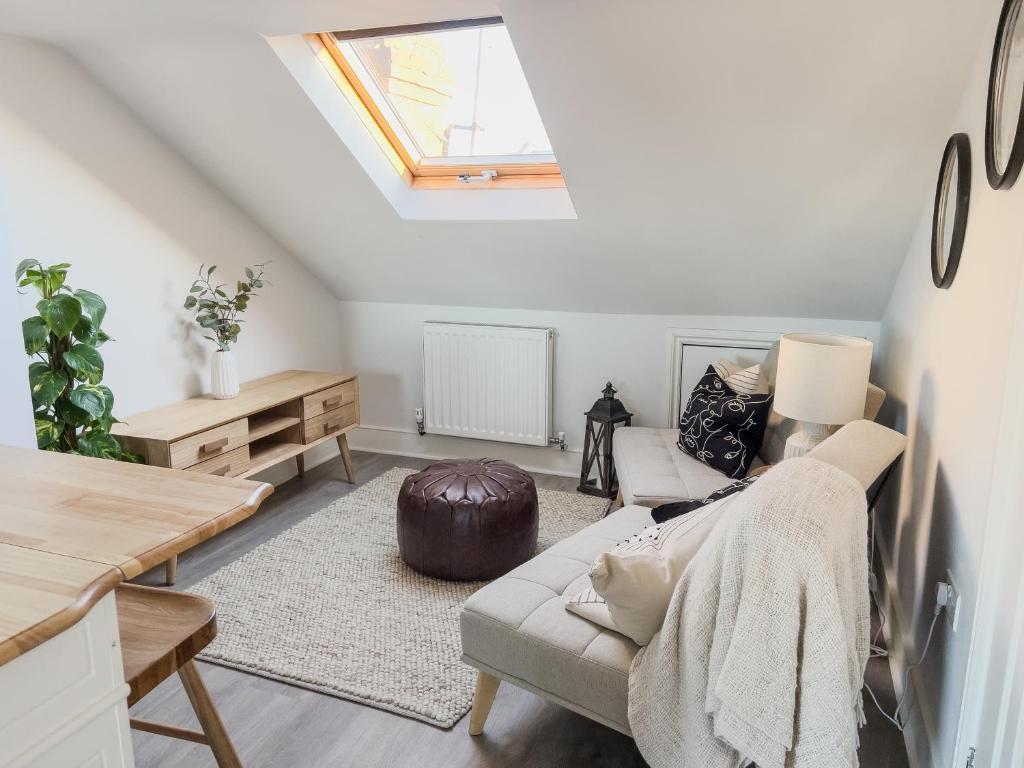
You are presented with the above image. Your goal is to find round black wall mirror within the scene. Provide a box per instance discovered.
[931,133,971,290]
[986,0,1024,189]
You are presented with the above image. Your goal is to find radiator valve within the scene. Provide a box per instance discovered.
[415,407,425,435]
[549,432,567,451]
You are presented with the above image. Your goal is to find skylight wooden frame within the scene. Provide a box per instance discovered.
[307,23,564,190]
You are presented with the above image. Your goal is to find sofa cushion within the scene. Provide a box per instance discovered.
[460,505,654,733]
[612,427,735,507]
[677,365,774,478]
[590,495,736,646]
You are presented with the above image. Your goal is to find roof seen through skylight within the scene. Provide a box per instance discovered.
[335,23,555,165]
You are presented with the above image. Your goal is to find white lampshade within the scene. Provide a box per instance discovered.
[773,333,873,426]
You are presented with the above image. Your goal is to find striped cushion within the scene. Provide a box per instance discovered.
[712,360,769,396]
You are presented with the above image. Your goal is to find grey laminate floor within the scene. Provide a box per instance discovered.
[130,451,909,768]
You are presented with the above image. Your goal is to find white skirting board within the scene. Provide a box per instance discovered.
[248,427,586,484]
[347,426,583,478]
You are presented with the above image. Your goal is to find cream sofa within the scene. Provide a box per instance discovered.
[613,346,886,507]
[459,420,906,737]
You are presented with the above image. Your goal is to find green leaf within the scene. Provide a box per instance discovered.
[55,397,93,427]
[78,431,123,460]
[74,289,106,328]
[207,265,216,277]
[73,315,94,342]
[68,384,112,420]
[15,259,42,281]
[190,283,204,293]
[37,294,82,338]
[28,362,69,407]
[34,417,63,449]
[184,295,198,310]
[22,316,48,355]
[63,343,104,383]
[245,267,255,279]
[94,329,112,346]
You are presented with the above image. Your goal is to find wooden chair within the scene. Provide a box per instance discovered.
[117,584,241,767]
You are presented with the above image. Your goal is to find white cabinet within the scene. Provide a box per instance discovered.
[0,593,133,768]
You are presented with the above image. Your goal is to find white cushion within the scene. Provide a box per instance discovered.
[589,495,735,646]
[565,587,622,634]
[612,427,735,507]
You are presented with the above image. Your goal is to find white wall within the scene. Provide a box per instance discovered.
[0,167,34,448]
[339,300,880,453]
[0,33,344,465]
[873,5,1024,764]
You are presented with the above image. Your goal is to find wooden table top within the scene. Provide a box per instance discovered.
[113,370,355,442]
[0,446,272,665]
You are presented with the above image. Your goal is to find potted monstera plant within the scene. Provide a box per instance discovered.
[183,262,270,399]
[16,260,136,461]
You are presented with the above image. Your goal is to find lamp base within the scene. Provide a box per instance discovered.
[783,421,830,459]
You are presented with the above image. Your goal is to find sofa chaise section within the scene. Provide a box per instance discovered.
[460,505,652,734]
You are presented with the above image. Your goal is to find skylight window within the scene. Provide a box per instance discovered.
[310,18,563,189]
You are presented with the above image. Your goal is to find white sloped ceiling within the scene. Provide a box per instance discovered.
[0,0,991,318]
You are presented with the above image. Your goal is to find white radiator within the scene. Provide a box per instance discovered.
[422,322,554,446]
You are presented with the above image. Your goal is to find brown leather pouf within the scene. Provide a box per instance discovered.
[397,459,539,581]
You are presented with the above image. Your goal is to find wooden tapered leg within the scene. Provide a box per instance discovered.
[336,433,355,484]
[296,453,305,478]
[178,661,242,768]
[468,672,501,736]
[614,488,623,510]
[165,556,177,586]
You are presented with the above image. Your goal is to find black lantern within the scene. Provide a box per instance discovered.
[578,382,633,498]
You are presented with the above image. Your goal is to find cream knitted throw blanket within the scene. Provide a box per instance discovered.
[628,457,869,768]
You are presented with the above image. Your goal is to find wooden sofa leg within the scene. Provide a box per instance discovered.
[468,672,501,736]
[614,488,623,510]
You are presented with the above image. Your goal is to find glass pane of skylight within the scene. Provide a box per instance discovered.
[337,24,554,162]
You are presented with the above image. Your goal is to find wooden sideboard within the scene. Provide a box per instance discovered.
[113,370,359,583]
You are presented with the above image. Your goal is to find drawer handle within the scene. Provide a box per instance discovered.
[322,396,342,410]
[210,465,231,477]
[201,436,229,455]
[323,421,342,435]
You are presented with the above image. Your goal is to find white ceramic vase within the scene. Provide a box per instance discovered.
[211,349,240,399]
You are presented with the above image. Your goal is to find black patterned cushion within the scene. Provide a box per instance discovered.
[677,365,773,479]
[651,475,759,524]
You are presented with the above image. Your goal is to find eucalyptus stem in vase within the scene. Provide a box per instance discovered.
[183,262,270,399]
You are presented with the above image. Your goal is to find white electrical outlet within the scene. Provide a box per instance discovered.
[945,570,961,632]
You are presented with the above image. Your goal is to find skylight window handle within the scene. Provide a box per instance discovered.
[457,170,498,183]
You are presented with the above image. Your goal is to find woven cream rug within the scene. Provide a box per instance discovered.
[189,467,609,728]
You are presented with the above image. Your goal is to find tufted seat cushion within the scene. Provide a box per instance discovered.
[612,427,738,507]
[460,504,654,734]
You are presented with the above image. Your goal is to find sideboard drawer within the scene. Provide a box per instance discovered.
[168,419,248,469]
[303,403,357,444]
[185,445,250,477]
[303,380,357,420]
